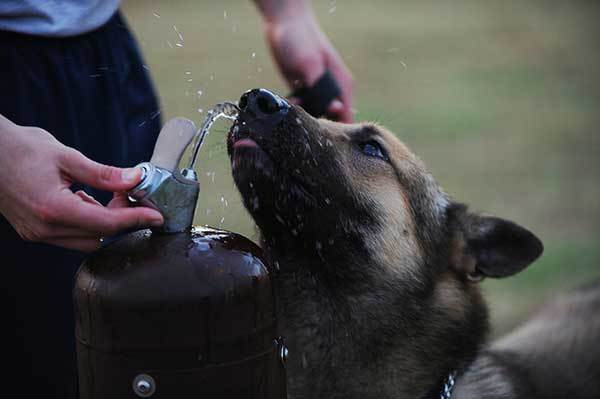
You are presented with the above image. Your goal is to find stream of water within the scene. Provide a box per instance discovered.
[188,101,239,170]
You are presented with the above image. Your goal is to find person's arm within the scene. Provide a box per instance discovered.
[253,0,354,122]
[0,114,163,252]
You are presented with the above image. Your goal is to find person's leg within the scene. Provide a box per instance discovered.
[0,11,160,398]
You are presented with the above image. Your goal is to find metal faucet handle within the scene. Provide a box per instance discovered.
[150,117,197,172]
[127,117,200,233]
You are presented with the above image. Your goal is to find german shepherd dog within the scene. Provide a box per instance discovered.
[227,89,600,399]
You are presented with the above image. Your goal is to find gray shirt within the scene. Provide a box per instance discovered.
[0,0,120,37]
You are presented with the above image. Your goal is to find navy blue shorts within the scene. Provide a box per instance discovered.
[0,12,161,398]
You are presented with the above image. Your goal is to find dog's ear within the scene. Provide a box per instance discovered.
[448,204,543,279]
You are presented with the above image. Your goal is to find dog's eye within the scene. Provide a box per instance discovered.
[359,141,388,161]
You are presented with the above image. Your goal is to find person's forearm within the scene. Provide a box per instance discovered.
[0,114,30,166]
[0,113,18,144]
[253,0,313,23]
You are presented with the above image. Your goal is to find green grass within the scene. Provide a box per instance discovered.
[484,239,599,336]
[123,0,600,335]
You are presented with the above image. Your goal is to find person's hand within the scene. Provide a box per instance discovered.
[0,115,163,252]
[263,5,354,122]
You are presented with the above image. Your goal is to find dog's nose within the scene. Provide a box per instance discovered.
[238,89,289,128]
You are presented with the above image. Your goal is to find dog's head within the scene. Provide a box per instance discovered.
[227,89,544,396]
[227,89,542,283]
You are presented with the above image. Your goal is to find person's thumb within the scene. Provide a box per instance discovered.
[59,148,142,192]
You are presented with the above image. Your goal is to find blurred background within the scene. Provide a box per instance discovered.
[123,0,599,337]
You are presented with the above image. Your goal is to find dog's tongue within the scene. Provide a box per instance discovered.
[234,138,259,149]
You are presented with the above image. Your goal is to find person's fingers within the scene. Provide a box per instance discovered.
[330,78,353,122]
[327,94,352,123]
[44,225,100,239]
[75,190,103,207]
[329,57,353,105]
[59,149,142,192]
[42,191,159,238]
[106,191,134,209]
[335,98,354,123]
[326,52,354,123]
[326,99,346,121]
[53,194,164,235]
[45,237,102,253]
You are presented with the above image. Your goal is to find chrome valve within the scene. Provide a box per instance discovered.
[127,118,199,233]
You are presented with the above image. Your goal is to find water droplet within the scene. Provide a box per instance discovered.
[173,25,184,42]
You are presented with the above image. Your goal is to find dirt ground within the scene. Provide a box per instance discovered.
[123,0,600,336]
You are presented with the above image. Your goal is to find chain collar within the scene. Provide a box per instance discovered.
[439,371,457,399]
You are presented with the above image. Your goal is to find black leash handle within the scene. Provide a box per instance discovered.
[289,70,341,118]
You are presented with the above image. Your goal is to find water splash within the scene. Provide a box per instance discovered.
[188,101,239,169]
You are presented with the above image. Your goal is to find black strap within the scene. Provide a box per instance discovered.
[290,70,341,118]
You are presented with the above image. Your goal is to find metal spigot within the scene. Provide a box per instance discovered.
[127,118,199,233]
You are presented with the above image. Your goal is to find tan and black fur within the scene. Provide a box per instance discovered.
[227,100,600,399]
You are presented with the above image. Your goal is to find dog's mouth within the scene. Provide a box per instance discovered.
[228,114,318,201]
[232,137,259,150]
[229,119,264,152]
[229,117,257,148]
[228,118,273,172]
